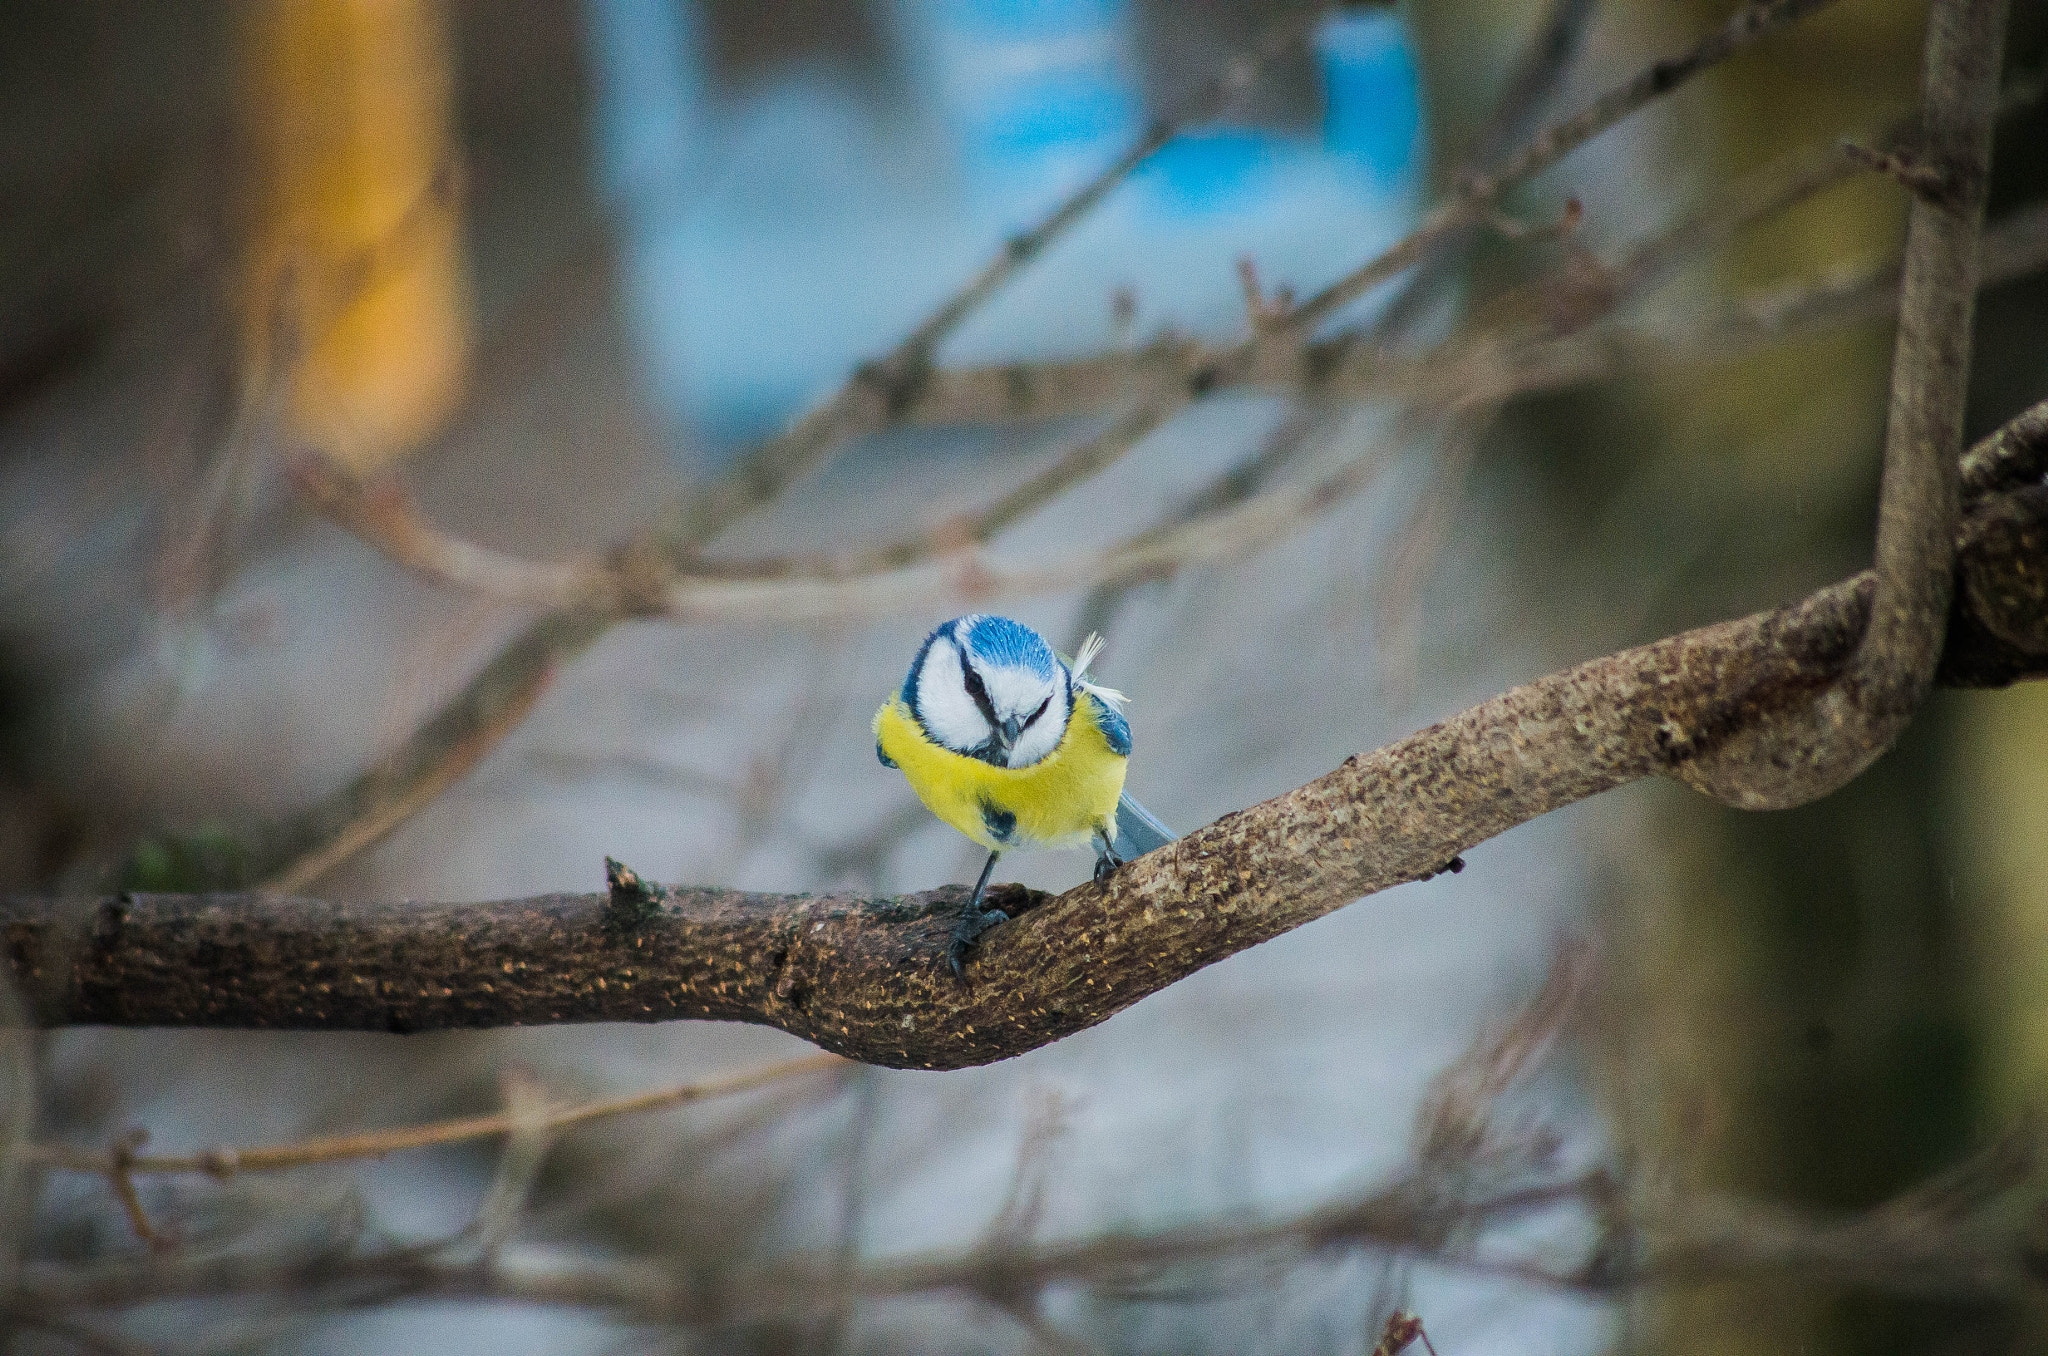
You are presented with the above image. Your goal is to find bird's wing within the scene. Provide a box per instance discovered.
[1112,790,1177,860]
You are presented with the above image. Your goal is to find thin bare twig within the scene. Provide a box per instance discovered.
[105,1133,164,1250]
[1289,0,1846,334]
[1066,404,1333,649]
[292,454,613,610]
[1371,0,1601,341]
[1415,942,1592,1171]
[24,1053,843,1178]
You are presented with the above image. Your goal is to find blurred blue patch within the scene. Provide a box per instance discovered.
[586,0,704,207]
[583,0,1427,465]
[1137,130,1278,216]
[1318,7,1424,194]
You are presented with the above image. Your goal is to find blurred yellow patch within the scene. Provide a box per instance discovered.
[240,0,472,472]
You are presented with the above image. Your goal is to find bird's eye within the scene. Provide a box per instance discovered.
[1023,696,1051,727]
[962,665,995,719]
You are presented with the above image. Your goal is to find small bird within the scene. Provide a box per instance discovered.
[874,614,1176,977]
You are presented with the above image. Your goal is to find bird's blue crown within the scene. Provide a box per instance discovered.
[901,614,1059,705]
[960,615,1057,677]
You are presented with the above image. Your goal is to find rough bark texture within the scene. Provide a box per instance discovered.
[5,479,2043,1068]
[1670,0,2007,811]
[1853,0,2006,711]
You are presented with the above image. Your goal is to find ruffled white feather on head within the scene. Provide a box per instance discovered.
[1069,631,1128,710]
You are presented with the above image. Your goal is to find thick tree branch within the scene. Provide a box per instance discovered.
[1676,0,2007,811]
[10,415,2045,1063]
[1857,0,2007,715]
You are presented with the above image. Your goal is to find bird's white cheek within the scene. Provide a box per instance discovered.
[1008,708,1067,768]
[914,647,990,753]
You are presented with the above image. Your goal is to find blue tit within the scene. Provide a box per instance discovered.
[873,614,1177,977]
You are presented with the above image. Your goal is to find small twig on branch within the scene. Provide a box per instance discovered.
[1466,0,1603,167]
[1840,138,1956,201]
[22,1054,843,1178]
[1371,0,1601,343]
[105,1132,165,1250]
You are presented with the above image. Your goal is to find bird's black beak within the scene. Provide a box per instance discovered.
[977,716,1024,766]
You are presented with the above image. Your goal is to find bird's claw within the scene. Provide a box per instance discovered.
[948,907,1010,981]
[1092,850,1122,884]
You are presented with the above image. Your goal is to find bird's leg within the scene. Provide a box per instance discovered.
[1092,830,1123,884]
[949,849,1007,980]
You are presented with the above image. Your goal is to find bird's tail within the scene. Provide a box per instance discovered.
[1111,791,1177,860]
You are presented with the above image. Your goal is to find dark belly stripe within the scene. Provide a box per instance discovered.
[979,799,1018,844]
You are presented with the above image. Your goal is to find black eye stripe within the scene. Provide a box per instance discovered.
[1022,696,1051,727]
[962,664,998,724]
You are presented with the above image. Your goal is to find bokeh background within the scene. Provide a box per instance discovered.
[2,0,2046,1351]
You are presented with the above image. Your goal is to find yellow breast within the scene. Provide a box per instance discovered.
[874,693,1128,851]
